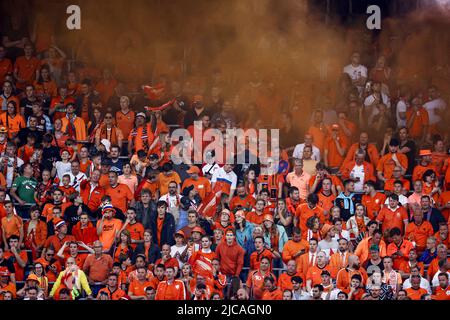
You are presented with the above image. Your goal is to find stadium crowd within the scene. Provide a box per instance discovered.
[0,11,450,302]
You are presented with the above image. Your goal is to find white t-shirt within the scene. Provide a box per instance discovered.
[402,276,432,294]
[292,143,321,161]
[211,167,237,192]
[159,193,181,210]
[431,271,450,288]
[384,194,409,207]
[66,172,87,192]
[55,161,72,181]
[202,163,220,177]
[343,64,368,81]
[318,239,339,257]
[350,164,365,192]
[396,99,408,128]
[423,98,446,125]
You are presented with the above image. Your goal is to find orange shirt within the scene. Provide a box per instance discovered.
[437,191,450,221]
[261,288,282,300]
[156,217,164,247]
[376,153,409,179]
[245,210,266,225]
[249,249,274,271]
[277,271,302,292]
[246,270,276,300]
[307,125,328,152]
[181,177,211,199]
[434,231,450,247]
[344,143,380,167]
[281,239,310,265]
[386,240,415,270]
[43,234,76,253]
[3,250,28,281]
[412,164,438,183]
[158,172,181,196]
[115,110,135,141]
[229,194,256,213]
[1,215,23,239]
[432,285,450,300]
[384,178,410,192]
[295,204,326,239]
[96,218,123,251]
[376,206,408,234]
[95,79,118,105]
[405,221,434,250]
[361,193,386,220]
[126,222,145,250]
[14,56,41,85]
[325,134,349,168]
[405,287,428,300]
[406,107,429,138]
[97,287,127,300]
[0,59,12,82]
[105,183,133,213]
[155,279,186,300]
[286,171,311,200]
[306,265,336,287]
[336,268,368,291]
[317,192,336,213]
[34,80,57,98]
[0,113,26,138]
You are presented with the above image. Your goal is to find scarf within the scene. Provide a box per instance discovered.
[65,115,77,139]
[61,268,81,299]
[99,124,118,145]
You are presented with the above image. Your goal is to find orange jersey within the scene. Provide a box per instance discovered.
[406,107,429,138]
[115,110,135,140]
[295,204,326,239]
[386,240,415,270]
[155,279,186,300]
[14,56,41,85]
[405,287,428,300]
[181,177,211,199]
[125,222,145,250]
[432,285,450,300]
[405,221,434,250]
[104,183,134,213]
[128,279,154,297]
[0,113,26,138]
[376,206,408,234]
[317,192,336,213]
[412,164,438,183]
[245,210,266,225]
[97,287,127,300]
[361,193,386,220]
[246,270,276,300]
[376,153,409,179]
[0,59,13,82]
[384,178,410,192]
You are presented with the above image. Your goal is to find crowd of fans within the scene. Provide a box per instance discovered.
[0,14,449,301]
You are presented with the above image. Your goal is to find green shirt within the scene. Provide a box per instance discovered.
[12,176,38,203]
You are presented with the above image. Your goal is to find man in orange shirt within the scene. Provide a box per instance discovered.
[295,194,325,239]
[384,166,411,193]
[1,201,23,249]
[120,207,145,250]
[105,170,134,213]
[336,255,368,291]
[286,158,310,201]
[354,229,386,264]
[307,109,328,153]
[281,227,309,266]
[432,273,450,300]
[305,251,336,291]
[128,266,154,300]
[324,124,349,170]
[437,191,450,221]
[96,204,123,251]
[155,266,186,300]
[277,259,302,292]
[377,138,408,184]
[82,240,114,284]
[343,131,379,167]
[405,210,434,253]
[261,276,282,300]
[386,227,415,270]
[249,236,278,271]
[405,275,428,300]
[229,184,256,213]
[406,97,429,141]
[13,44,40,89]
[340,149,376,191]
[317,177,336,214]
[115,96,135,140]
[362,180,386,220]
[246,256,276,300]
[181,166,211,200]
[376,194,408,235]
[97,273,127,300]
[42,219,76,255]
[412,149,438,183]
[0,101,26,139]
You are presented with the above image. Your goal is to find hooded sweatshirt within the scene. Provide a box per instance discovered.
[215,240,245,277]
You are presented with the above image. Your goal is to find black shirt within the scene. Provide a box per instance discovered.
[42,145,61,171]
[17,128,43,147]
[400,140,416,175]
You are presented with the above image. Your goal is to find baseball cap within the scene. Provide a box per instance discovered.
[186,166,200,174]
[26,273,40,283]
[0,267,10,277]
[136,112,147,119]
[419,149,432,156]
[192,226,205,235]
[174,230,185,238]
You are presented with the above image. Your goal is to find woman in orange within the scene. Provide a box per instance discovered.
[113,230,134,263]
[24,206,48,260]
[0,101,26,139]
[34,64,57,100]
[305,216,322,241]
[243,168,257,197]
[422,169,441,203]
[52,118,69,149]
[95,112,124,149]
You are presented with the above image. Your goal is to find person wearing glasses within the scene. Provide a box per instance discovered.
[95,112,124,150]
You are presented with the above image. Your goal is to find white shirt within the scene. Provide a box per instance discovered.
[343,64,368,81]
[431,271,450,288]
[1,155,24,188]
[423,98,446,125]
[333,230,351,242]
[55,161,72,181]
[159,193,181,209]
[384,194,409,207]
[318,239,339,257]
[402,276,432,294]
[364,92,391,123]
[396,99,408,128]
[292,143,321,161]
[211,167,237,192]
[202,163,220,177]
[350,164,365,192]
[66,172,87,192]
[321,288,341,300]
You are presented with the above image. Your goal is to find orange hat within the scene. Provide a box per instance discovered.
[235,210,246,219]
[174,230,185,238]
[192,226,205,235]
[26,273,40,283]
[321,224,333,238]
[186,166,200,174]
[419,149,432,156]
[53,218,66,229]
[263,214,274,223]
[193,95,203,103]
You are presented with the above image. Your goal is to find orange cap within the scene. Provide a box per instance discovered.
[263,214,274,223]
[419,149,432,156]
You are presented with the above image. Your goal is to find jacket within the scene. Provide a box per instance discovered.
[149,212,176,246]
[80,180,105,213]
[133,242,161,264]
[72,221,99,246]
[135,201,156,230]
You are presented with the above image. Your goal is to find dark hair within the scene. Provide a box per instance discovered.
[306,193,319,205]
[389,227,402,237]
[156,200,168,208]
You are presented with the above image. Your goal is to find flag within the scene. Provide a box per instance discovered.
[197,184,222,218]
[143,83,165,100]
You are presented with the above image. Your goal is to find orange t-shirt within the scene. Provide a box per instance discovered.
[181,177,211,199]
[361,193,386,220]
[376,153,409,179]
[96,218,123,251]
[245,210,266,225]
[437,191,450,221]
[156,217,164,247]
[158,172,181,196]
[384,178,411,192]
[376,206,408,234]
[405,287,428,300]
[432,286,450,300]
[325,134,349,168]
[317,192,336,213]
[14,56,41,84]
[406,108,429,138]
[1,215,23,239]
[295,204,326,238]
[307,125,328,152]
[306,265,336,287]
[105,184,133,213]
[0,113,26,138]
[405,221,434,250]
[115,110,135,141]
[246,270,276,300]
[126,222,145,250]
[97,287,127,300]
[412,164,438,183]
[0,59,13,82]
